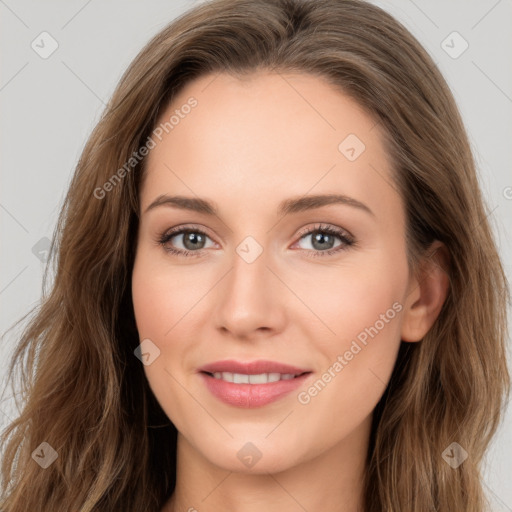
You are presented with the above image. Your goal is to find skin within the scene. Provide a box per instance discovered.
[131,71,449,512]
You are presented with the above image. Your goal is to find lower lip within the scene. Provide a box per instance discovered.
[199,372,312,408]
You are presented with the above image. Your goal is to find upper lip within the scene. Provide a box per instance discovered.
[199,359,312,375]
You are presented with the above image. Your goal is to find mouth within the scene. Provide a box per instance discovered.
[197,360,313,408]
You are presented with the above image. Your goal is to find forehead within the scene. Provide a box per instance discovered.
[141,71,399,222]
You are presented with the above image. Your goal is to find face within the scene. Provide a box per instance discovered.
[132,71,414,474]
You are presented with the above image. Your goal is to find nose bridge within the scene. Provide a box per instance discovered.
[227,236,272,304]
[214,233,284,334]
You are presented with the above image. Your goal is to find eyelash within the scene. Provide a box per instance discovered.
[157,223,355,259]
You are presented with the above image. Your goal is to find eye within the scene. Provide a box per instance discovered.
[158,225,216,257]
[292,223,355,258]
[157,222,355,258]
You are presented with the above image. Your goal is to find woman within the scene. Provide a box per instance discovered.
[1,0,509,510]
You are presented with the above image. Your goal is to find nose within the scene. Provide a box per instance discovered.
[213,242,287,340]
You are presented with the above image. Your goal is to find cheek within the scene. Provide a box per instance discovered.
[131,248,212,390]
[291,250,406,410]
[290,249,406,348]
[131,251,198,428]
[131,247,203,339]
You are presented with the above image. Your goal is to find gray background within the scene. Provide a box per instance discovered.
[1,0,511,508]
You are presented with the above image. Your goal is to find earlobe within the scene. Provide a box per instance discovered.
[401,241,450,343]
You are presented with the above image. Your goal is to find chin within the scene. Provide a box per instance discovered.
[197,437,303,475]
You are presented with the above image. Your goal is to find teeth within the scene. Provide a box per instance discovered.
[211,372,297,383]
[234,373,249,384]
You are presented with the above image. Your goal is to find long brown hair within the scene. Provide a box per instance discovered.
[1,0,509,510]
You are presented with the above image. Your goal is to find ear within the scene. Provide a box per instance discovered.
[401,241,450,343]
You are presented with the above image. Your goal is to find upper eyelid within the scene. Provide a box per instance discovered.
[296,223,353,240]
[163,224,218,243]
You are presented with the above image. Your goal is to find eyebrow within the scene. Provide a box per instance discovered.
[143,193,374,217]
